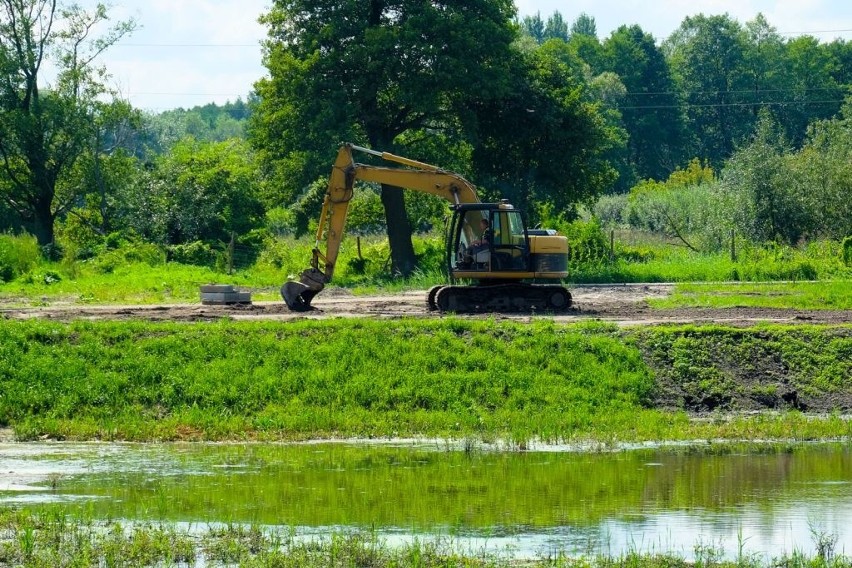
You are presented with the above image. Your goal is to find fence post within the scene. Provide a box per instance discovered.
[610,230,615,262]
[730,229,736,262]
[228,232,235,275]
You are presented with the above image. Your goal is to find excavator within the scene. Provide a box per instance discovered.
[282,143,572,313]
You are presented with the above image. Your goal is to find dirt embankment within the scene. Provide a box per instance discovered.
[2,283,852,326]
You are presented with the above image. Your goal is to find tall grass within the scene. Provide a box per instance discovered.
[0,234,447,305]
[1,230,851,305]
[571,231,852,283]
[0,233,40,283]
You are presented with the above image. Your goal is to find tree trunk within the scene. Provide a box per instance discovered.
[380,183,417,276]
[32,197,55,247]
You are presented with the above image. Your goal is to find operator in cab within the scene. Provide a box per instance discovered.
[469,218,492,254]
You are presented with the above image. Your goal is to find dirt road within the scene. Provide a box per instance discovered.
[3,283,851,326]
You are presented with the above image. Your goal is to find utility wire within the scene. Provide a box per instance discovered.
[623,86,848,97]
[115,43,260,47]
[618,99,846,110]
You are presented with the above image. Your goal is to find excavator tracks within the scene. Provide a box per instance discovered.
[427,283,572,313]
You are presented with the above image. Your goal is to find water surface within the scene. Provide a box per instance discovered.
[1,441,850,560]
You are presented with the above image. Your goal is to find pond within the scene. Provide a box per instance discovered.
[1,441,850,561]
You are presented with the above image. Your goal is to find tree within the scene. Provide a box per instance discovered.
[567,14,603,73]
[721,110,802,243]
[741,14,786,113]
[0,1,135,246]
[787,101,852,240]
[781,35,842,146]
[123,138,264,245]
[571,13,597,38]
[825,39,852,89]
[520,11,544,43]
[603,24,686,184]
[665,14,752,167]
[543,11,568,42]
[520,10,568,45]
[470,39,621,219]
[57,99,142,248]
[251,0,518,276]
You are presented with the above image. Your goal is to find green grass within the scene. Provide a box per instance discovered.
[0,507,850,567]
[0,319,655,442]
[0,235,447,306]
[571,232,852,283]
[2,319,850,443]
[651,281,852,310]
[3,233,851,306]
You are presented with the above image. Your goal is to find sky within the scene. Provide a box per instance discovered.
[73,0,852,112]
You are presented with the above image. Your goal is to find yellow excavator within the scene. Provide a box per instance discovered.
[282,143,572,313]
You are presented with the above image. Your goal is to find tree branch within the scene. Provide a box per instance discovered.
[660,207,699,252]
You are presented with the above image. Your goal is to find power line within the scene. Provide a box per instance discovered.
[623,86,849,97]
[115,43,260,48]
[618,99,847,110]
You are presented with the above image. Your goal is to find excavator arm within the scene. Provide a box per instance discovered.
[282,143,480,310]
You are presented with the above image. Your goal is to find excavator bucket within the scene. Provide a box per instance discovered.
[281,268,327,311]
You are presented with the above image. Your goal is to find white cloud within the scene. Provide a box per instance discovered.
[519,0,852,41]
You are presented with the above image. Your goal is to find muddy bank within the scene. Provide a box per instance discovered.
[637,326,852,413]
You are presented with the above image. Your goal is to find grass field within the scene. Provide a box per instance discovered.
[2,232,851,307]
[652,280,852,310]
[2,318,850,443]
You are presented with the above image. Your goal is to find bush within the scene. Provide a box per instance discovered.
[0,233,40,282]
[168,241,218,267]
[563,219,611,271]
[843,236,852,266]
[593,193,629,227]
[266,207,297,237]
[89,241,165,274]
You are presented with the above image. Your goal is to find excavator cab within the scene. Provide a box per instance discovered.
[426,200,571,312]
[449,203,531,277]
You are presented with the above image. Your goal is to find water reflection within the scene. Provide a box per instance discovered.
[1,441,850,560]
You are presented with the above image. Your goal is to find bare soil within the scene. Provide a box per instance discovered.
[2,283,851,326]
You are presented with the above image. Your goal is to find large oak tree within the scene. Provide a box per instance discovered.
[251,0,518,276]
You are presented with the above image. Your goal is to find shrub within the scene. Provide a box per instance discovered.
[563,219,611,271]
[168,241,218,267]
[592,193,629,227]
[0,233,40,282]
[843,236,852,266]
[89,241,166,274]
[265,207,297,237]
